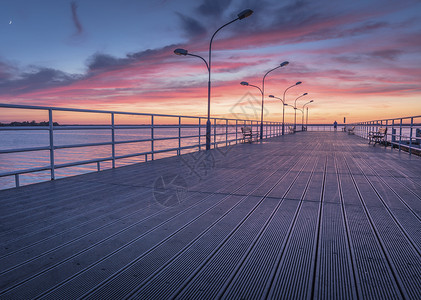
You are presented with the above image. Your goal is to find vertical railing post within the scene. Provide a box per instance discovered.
[225,119,228,146]
[391,119,395,151]
[15,174,20,188]
[48,108,55,181]
[399,118,402,152]
[178,116,181,155]
[236,119,238,144]
[265,122,268,139]
[213,118,217,148]
[385,119,388,146]
[111,112,116,168]
[151,115,154,160]
[199,117,201,151]
[409,117,413,155]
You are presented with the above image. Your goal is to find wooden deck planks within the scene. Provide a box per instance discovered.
[0,132,420,299]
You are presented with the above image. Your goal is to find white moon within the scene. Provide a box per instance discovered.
[9,20,12,25]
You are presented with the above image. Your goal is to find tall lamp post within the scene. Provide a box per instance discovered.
[240,61,289,139]
[174,9,253,150]
[281,81,302,135]
[294,92,308,132]
[268,94,284,134]
[284,103,295,131]
[240,82,262,136]
[296,107,304,132]
[302,100,314,131]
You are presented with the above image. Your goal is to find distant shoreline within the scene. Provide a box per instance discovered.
[0,121,59,126]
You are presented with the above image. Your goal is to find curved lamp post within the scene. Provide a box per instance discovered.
[268,94,284,135]
[240,81,262,136]
[174,9,253,150]
[259,62,289,139]
[303,100,314,131]
[294,92,308,132]
[283,103,295,129]
[281,81,302,135]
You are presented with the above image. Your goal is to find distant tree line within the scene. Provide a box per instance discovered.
[0,120,59,126]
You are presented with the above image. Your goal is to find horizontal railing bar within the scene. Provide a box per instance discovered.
[0,124,281,131]
[54,142,112,150]
[0,103,283,123]
[0,165,51,177]
[114,152,149,160]
[0,146,50,154]
[54,157,114,169]
[0,126,50,131]
[0,143,206,178]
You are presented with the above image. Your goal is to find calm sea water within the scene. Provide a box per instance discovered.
[0,127,239,190]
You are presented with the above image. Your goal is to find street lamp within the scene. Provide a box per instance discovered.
[303,100,314,131]
[294,92,308,132]
[283,103,295,130]
[269,94,284,135]
[281,81,301,135]
[240,81,263,138]
[174,9,253,150]
[241,61,289,140]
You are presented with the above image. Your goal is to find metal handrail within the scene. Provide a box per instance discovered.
[0,103,286,188]
[350,116,421,155]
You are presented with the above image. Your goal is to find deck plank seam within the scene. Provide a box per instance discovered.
[264,154,320,299]
[43,151,305,299]
[0,186,238,296]
[310,154,328,299]
[335,152,361,300]
[0,187,153,249]
[350,156,421,255]
[214,157,325,298]
[148,152,315,299]
[343,156,409,299]
[358,157,421,218]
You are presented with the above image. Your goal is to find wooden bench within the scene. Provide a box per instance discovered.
[369,127,387,146]
[241,126,259,143]
[347,126,355,135]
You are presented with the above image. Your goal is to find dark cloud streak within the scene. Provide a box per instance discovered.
[0,67,81,96]
[71,1,83,35]
[176,12,207,38]
[196,0,233,18]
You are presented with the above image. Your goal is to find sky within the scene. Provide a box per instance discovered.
[0,0,420,124]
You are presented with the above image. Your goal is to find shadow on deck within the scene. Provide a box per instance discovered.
[0,132,420,299]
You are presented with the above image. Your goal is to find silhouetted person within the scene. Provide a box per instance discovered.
[333,120,337,131]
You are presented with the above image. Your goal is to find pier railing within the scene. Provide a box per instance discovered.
[0,104,284,188]
[351,116,421,155]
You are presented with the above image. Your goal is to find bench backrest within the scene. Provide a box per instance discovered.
[241,126,252,133]
[379,127,387,135]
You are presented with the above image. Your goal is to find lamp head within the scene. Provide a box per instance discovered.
[310,100,314,103]
[296,81,302,85]
[240,81,249,86]
[280,61,289,67]
[269,95,275,98]
[174,48,188,56]
[303,92,308,96]
[238,9,253,20]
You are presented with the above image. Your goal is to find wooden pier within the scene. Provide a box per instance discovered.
[0,132,420,299]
